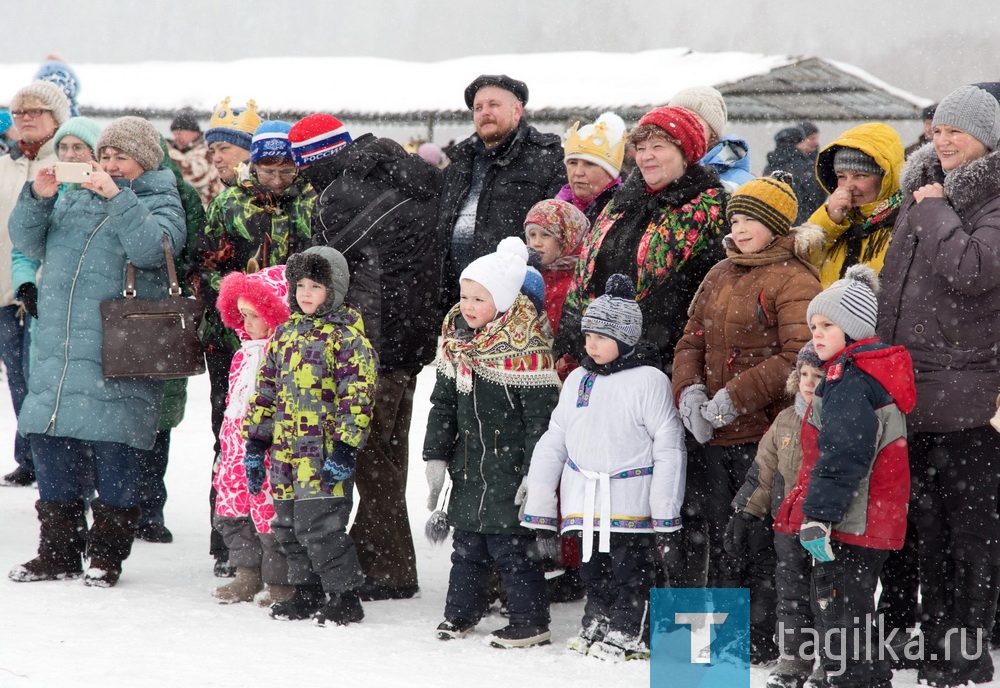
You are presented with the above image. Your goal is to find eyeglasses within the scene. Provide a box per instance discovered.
[255,168,298,180]
[11,109,52,120]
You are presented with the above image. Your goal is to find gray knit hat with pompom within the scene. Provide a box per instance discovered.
[806,264,880,341]
[581,274,643,347]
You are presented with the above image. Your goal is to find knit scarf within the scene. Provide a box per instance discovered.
[437,294,560,394]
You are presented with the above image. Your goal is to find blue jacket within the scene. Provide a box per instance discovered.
[700,138,754,193]
[10,170,186,450]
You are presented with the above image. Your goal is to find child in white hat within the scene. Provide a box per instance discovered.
[423,238,560,649]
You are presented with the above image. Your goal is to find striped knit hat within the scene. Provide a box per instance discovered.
[726,173,798,236]
[806,265,880,341]
[581,274,642,348]
[288,114,352,167]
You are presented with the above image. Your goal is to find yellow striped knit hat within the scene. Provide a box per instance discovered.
[726,173,798,236]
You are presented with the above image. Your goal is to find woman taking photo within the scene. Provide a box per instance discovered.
[7,116,186,588]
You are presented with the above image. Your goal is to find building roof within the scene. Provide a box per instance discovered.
[0,49,931,124]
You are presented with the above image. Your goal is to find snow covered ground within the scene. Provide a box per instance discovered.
[0,369,996,687]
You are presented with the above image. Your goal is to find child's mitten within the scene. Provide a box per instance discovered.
[321,442,357,486]
[799,520,835,562]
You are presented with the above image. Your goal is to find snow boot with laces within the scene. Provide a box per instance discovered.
[566,618,609,655]
[588,629,650,661]
[84,500,140,588]
[270,583,325,620]
[313,591,365,626]
[212,567,263,604]
[9,500,87,582]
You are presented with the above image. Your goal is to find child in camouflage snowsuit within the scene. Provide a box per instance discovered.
[244,246,378,626]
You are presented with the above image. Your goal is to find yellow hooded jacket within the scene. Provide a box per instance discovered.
[808,123,905,286]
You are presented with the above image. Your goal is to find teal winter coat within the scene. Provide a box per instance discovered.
[9,169,186,450]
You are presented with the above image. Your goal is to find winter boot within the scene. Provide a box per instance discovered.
[566,618,609,655]
[587,629,650,661]
[2,465,36,486]
[212,567,263,604]
[84,501,140,588]
[488,623,552,649]
[135,523,173,544]
[270,583,325,620]
[765,658,813,688]
[255,583,296,607]
[313,591,365,626]
[9,500,87,582]
[436,618,477,640]
[547,566,587,603]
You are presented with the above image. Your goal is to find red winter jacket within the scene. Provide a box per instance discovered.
[773,339,916,550]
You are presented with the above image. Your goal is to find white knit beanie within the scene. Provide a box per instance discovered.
[460,238,528,312]
[668,86,728,141]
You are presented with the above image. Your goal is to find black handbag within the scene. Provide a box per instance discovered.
[100,235,206,379]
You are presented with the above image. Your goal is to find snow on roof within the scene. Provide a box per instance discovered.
[0,49,928,119]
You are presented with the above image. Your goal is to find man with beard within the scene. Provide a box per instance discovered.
[437,75,566,308]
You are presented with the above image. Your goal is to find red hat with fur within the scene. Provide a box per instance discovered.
[216,264,290,340]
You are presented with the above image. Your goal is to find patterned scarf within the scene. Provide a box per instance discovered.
[437,294,560,394]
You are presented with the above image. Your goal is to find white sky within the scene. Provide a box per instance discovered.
[3,0,998,101]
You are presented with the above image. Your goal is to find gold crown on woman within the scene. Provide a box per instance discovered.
[564,112,627,177]
[209,97,262,135]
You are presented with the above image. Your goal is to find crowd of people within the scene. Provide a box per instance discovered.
[0,57,998,688]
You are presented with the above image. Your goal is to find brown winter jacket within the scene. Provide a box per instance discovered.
[672,225,823,445]
[876,143,1000,433]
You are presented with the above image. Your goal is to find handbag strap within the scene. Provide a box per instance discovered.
[124,235,180,299]
[315,188,410,253]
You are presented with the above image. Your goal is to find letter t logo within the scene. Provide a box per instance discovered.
[674,613,729,663]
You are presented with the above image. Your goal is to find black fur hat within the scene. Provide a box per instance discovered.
[284,246,350,316]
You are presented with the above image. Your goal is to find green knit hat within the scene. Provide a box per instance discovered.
[53,116,102,156]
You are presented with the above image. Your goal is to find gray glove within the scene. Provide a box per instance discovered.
[702,388,739,429]
[514,476,529,520]
[678,384,714,444]
[425,460,448,511]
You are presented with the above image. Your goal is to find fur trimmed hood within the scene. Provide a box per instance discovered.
[900,141,1000,216]
[284,246,350,316]
[216,265,290,341]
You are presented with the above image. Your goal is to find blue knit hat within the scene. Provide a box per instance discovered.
[249,121,293,163]
[34,60,80,117]
[54,116,101,155]
[0,110,12,137]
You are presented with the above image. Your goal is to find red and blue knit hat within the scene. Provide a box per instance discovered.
[288,114,352,167]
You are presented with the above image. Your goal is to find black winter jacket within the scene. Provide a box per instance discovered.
[306,134,443,369]
[437,120,566,306]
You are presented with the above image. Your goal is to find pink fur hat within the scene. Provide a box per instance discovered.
[216,264,290,339]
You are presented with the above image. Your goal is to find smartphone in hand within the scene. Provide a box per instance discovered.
[54,162,93,183]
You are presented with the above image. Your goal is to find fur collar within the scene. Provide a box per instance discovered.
[901,142,1000,216]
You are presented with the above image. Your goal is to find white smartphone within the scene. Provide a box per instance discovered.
[54,161,93,183]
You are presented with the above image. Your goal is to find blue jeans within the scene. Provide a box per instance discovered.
[446,528,549,627]
[0,304,31,471]
[30,434,140,509]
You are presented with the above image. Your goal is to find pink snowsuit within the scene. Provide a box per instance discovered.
[212,265,290,533]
